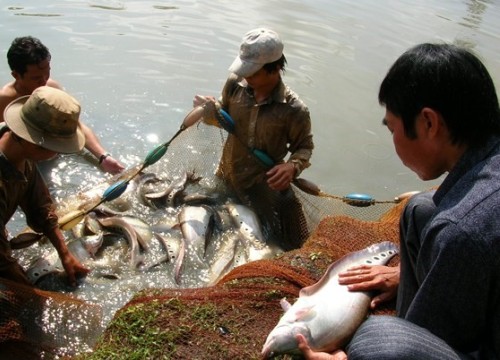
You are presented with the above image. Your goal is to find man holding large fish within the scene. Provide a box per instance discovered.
[0,86,90,287]
[295,44,500,359]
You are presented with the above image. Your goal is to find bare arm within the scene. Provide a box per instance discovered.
[79,122,125,174]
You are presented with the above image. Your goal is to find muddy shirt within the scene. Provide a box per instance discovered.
[0,127,58,270]
[218,74,313,190]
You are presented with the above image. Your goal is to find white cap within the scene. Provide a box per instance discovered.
[228,28,284,77]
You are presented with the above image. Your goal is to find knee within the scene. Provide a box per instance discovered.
[401,191,436,232]
[347,316,409,360]
[404,191,436,218]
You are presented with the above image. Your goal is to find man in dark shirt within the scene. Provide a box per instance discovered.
[298,43,500,359]
[0,86,90,287]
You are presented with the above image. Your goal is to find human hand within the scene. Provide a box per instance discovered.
[266,163,295,191]
[296,334,347,360]
[100,155,125,174]
[193,95,216,107]
[60,253,90,287]
[338,264,399,309]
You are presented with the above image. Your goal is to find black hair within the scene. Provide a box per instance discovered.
[379,43,500,147]
[7,36,51,76]
[262,54,287,74]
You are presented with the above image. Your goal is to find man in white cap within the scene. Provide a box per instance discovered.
[194,28,314,250]
[0,86,90,287]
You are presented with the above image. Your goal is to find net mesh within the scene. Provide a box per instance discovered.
[0,278,103,359]
[83,121,404,359]
[4,119,409,359]
[86,201,404,360]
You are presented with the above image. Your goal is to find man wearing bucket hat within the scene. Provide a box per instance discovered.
[0,86,90,287]
[0,36,124,174]
[194,28,314,251]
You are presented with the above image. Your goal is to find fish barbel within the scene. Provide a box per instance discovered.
[261,241,399,358]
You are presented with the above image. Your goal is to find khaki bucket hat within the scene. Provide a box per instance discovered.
[3,86,85,153]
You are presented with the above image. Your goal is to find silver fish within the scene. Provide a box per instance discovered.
[143,233,181,271]
[207,232,240,285]
[225,203,282,261]
[225,203,266,246]
[97,216,144,268]
[120,215,153,252]
[144,171,201,208]
[26,233,104,284]
[135,172,162,206]
[174,205,215,284]
[261,241,399,359]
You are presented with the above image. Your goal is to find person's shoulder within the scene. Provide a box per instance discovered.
[282,84,309,112]
[0,81,17,100]
[46,78,63,90]
[0,82,18,122]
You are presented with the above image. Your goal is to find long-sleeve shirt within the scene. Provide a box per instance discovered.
[0,127,58,270]
[218,74,313,190]
[407,136,500,358]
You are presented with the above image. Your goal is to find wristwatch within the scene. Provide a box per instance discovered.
[99,153,110,164]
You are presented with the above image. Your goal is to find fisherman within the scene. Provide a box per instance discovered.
[0,36,124,175]
[193,28,314,251]
[296,43,500,359]
[0,86,90,287]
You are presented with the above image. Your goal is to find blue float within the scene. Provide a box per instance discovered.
[343,193,374,207]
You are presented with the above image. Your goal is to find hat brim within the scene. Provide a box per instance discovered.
[228,56,263,78]
[4,95,85,154]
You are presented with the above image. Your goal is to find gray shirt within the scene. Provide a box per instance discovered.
[408,136,500,357]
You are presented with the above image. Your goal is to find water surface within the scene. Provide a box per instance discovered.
[1,0,499,329]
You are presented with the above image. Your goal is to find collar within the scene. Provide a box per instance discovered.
[433,136,500,205]
[237,77,287,105]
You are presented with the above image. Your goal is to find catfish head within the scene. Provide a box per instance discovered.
[261,323,311,359]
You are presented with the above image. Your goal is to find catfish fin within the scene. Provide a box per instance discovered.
[280,298,292,312]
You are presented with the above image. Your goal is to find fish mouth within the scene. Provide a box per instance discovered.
[261,346,273,359]
[261,338,280,359]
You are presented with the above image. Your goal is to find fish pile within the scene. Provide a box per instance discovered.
[261,241,399,359]
[25,170,283,288]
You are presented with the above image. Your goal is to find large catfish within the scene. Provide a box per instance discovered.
[261,241,398,358]
[174,205,216,284]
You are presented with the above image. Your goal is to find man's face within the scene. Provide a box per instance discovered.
[244,67,279,90]
[24,140,58,161]
[383,109,445,181]
[13,58,51,94]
